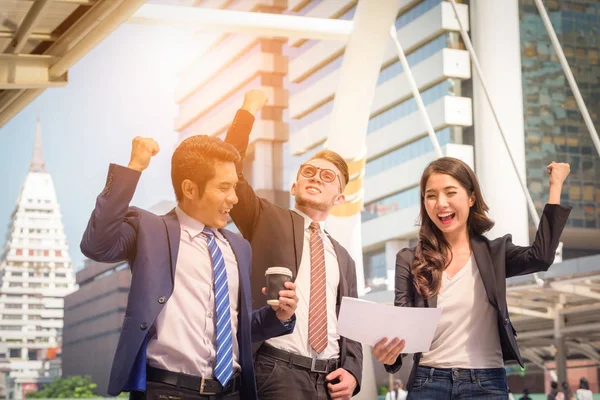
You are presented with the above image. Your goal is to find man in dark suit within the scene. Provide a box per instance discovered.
[224,90,363,400]
[81,134,299,400]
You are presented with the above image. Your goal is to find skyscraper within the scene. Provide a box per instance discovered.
[520,0,600,257]
[0,119,75,399]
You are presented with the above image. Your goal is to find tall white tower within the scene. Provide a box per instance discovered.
[0,119,76,399]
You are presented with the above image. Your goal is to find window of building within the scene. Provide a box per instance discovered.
[0,326,21,331]
[9,349,21,358]
[367,81,457,135]
[362,186,421,223]
[366,128,453,177]
[28,350,38,360]
[363,249,388,292]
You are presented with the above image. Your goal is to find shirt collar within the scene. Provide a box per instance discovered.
[175,206,213,239]
[292,208,327,232]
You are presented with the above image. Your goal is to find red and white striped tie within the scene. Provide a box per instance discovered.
[308,221,328,354]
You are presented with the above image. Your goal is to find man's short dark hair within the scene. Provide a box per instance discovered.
[307,149,349,191]
[171,135,240,201]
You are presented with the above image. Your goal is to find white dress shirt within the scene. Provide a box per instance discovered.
[420,254,503,368]
[146,207,241,375]
[266,208,341,359]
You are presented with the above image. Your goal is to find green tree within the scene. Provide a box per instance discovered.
[26,376,98,398]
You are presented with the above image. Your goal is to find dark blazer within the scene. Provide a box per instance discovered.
[80,164,294,399]
[225,109,363,395]
[384,203,571,389]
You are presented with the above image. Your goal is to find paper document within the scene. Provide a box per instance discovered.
[337,297,442,354]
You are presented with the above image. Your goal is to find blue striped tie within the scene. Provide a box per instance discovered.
[202,228,233,387]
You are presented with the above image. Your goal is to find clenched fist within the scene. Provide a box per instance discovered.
[241,89,268,115]
[547,161,570,187]
[128,137,159,172]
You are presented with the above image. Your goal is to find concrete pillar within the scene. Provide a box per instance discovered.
[470,0,529,245]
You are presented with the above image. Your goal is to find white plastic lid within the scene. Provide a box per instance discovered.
[265,267,293,277]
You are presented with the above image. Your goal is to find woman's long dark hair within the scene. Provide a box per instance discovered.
[413,157,494,298]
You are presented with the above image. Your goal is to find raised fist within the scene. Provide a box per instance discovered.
[547,161,570,187]
[241,89,268,115]
[128,136,159,172]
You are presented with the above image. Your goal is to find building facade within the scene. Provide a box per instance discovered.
[61,259,130,396]
[175,0,290,212]
[0,120,75,399]
[520,0,600,258]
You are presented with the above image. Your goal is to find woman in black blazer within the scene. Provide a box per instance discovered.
[372,157,571,399]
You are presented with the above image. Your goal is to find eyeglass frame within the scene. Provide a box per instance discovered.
[298,163,344,193]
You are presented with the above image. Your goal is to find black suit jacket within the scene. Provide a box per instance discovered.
[225,109,363,395]
[385,203,571,389]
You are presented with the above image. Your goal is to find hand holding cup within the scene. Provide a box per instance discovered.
[263,267,297,321]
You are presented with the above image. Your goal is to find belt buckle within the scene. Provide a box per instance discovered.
[310,357,328,374]
[199,376,217,395]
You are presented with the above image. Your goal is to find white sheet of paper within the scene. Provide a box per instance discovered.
[337,297,443,353]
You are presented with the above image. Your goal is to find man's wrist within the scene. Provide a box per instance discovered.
[241,103,261,115]
[127,162,144,172]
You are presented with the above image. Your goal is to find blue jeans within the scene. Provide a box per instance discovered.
[407,366,508,400]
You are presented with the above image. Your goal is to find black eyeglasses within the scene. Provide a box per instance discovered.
[299,164,343,190]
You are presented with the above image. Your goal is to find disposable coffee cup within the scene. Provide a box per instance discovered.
[265,267,293,306]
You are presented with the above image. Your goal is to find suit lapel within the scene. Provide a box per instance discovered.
[220,230,248,307]
[327,233,347,305]
[471,236,498,308]
[290,210,305,273]
[162,209,181,282]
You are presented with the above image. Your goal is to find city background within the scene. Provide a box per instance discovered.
[0,0,598,399]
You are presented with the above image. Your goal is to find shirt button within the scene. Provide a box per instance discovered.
[207,311,213,318]
[140,322,148,330]
[158,296,166,304]
[205,339,210,345]
[504,318,510,325]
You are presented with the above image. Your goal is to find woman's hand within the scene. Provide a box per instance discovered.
[547,162,570,204]
[372,337,406,365]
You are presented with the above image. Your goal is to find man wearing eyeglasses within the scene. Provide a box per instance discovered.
[224,89,362,400]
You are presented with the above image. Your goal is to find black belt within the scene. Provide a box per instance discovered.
[259,344,339,374]
[147,366,241,396]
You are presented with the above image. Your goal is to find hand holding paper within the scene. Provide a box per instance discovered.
[337,297,442,355]
[373,337,406,364]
